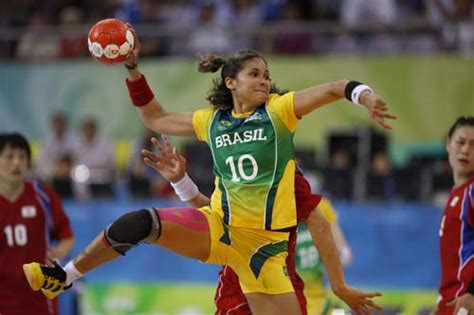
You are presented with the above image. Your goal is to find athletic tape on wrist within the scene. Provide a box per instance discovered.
[126,75,154,107]
[171,173,199,202]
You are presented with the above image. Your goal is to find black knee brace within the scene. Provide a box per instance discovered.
[104,208,161,255]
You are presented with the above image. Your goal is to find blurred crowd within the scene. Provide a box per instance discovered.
[0,0,472,60]
[32,112,452,204]
[33,113,174,201]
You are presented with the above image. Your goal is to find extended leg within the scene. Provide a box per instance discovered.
[74,208,162,273]
[74,207,211,272]
[24,207,211,299]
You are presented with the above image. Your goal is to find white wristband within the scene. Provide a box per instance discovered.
[351,84,373,106]
[170,173,199,202]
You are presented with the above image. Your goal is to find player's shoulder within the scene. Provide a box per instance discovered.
[193,107,218,126]
[453,178,474,197]
[466,179,474,202]
[267,92,294,105]
[29,180,59,199]
[194,106,217,116]
[462,178,474,189]
[468,179,474,191]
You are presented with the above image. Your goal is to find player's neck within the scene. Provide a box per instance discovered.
[453,173,474,189]
[0,181,25,202]
[232,96,261,114]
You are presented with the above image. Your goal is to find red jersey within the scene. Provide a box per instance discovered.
[214,169,321,315]
[437,179,474,315]
[0,181,73,315]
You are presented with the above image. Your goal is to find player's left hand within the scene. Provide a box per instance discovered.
[359,91,397,130]
[447,293,474,315]
[334,285,383,315]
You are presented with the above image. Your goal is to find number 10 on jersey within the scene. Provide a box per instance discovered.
[225,154,259,182]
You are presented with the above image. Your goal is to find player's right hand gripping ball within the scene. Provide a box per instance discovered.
[88,18,134,64]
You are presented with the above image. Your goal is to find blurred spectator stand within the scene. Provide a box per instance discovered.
[36,112,77,183]
[73,117,116,199]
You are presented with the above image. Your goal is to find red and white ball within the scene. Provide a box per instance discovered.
[87,18,134,64]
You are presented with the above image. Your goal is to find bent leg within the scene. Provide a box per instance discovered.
[246,292,302,315]
[155,207,210,261]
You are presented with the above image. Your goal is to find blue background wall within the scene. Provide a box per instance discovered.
[62,199,442,289]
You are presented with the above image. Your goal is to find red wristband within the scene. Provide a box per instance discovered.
[126,75,155,107]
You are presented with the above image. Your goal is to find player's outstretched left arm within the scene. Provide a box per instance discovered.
[294,80,397,130]
[305,208,383,315]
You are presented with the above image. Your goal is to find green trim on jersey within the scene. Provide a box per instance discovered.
[219,222,231,245]
[249,240,288,279]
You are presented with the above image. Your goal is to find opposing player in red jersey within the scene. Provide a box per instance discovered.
[433,116,474,315]
[142,135,383,315]
[0,133,74,314]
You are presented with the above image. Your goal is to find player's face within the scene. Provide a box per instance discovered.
[230,58,271,109]
[0,145,29,185]
[446,126,474,181]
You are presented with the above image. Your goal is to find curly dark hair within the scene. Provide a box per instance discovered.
[197,50,287,111]
[448,116,474,139]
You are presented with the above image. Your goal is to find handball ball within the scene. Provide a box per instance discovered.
[88,18,134,64]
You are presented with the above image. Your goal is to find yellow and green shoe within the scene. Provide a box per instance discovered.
[23,261,71,299]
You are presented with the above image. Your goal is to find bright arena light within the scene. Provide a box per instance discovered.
[71,164,90,183]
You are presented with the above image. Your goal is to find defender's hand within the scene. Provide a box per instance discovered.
[142,135,186,183]
[334,285,383,315]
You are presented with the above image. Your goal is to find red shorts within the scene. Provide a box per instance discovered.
[214,168,321,315]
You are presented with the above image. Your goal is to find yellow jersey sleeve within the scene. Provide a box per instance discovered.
[192,107,216,142]
[318,197,338,225]
[266,92,299,132]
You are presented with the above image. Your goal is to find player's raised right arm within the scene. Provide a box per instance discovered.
[124,25,196,137]
[125,64,195,137]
